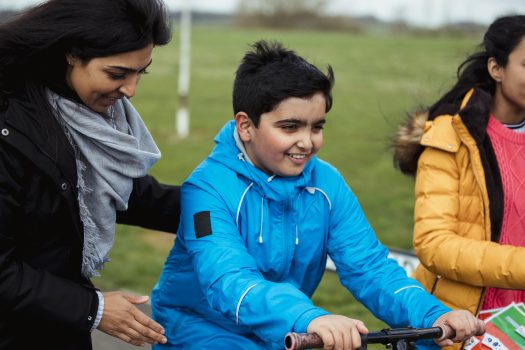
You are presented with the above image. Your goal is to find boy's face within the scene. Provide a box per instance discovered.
[236,92,326,177]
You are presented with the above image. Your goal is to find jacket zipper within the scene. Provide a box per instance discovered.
[475,288,486,316]
[457,288,486,349]
[430,274,441,294]
[453,119,489,240]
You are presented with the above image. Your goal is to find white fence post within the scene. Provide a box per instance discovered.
[176,0,191,138]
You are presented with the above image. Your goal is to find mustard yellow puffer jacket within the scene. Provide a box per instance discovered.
[393,88,525,349]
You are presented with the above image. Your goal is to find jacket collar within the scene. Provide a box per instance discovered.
[210,120,314,201]
[421,88,491,151]
[392,88,492,176]
[457,88,492,144]
[426,88,492,146]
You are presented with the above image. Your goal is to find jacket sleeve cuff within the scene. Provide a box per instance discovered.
[91,290,104,332]
[424,304,453,330]
[293,308,331,333]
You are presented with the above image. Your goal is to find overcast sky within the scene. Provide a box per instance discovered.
[2,0,525,28]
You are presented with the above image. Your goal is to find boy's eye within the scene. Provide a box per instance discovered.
[281,124,298,131]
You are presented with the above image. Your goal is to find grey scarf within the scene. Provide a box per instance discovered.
[47,90,161,278]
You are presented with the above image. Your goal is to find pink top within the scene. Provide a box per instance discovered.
[482,116,525,310]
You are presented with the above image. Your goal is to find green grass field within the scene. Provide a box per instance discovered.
[93,25,479,335]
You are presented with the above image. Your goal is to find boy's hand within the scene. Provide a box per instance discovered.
[432,310,485,347]
[307,314,368,350]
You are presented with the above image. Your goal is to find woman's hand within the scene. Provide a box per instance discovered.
[433,310,485,347]
[98,291,168,347]
[307,314,368,350]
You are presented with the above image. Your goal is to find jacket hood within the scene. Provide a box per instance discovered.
[208,120,316,201]
[392,88,492,177]
[392,111,428,176]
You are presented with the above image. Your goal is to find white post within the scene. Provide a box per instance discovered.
[176,0,191,138]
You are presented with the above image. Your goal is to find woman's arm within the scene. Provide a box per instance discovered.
[414,147,525,289]
[116,175,180,233]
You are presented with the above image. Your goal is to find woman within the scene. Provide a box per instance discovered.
[393,15,525,349]
[0,0,180,349]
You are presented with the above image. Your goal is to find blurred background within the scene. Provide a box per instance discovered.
[2,0,524,341]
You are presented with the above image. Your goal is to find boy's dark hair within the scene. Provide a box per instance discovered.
[233,40,335,126]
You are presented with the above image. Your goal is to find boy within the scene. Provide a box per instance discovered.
[151,40,484,349]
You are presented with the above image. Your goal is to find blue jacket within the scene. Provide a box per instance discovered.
[152,120,450,349]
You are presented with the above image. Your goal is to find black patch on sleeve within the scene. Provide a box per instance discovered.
[194,211,212,238]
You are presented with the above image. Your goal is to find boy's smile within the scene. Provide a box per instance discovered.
[236,92,326,177]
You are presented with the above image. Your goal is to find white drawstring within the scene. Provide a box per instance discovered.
[258,196,264,244]
[294,190,304,246]
[236,183,254,227]
[305,187,332,210]
[239,181,333,247]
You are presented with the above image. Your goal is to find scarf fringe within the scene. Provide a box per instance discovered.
[76,157,108,277]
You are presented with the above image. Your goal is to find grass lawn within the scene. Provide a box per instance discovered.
[93,25,479,338]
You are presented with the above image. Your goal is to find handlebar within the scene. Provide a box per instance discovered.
[285,326,445,350]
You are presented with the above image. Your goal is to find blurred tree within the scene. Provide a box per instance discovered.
[237,0,329,17]
[235,0,360,32]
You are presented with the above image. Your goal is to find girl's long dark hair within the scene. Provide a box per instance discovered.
[0,0,172,111]
[429,15,525,117]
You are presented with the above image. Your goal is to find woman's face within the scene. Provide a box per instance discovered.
[490,37,525,122]
[65,43,153,113]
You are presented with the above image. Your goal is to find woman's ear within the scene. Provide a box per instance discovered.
[235,112,253,142]
[487,57,503,82]
[65,53,77,66]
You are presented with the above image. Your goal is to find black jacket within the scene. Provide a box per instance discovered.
[0,91,180,350]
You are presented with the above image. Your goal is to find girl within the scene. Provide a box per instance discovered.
[393,15,525,349]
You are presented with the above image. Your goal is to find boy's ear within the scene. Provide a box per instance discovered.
[487,57,503,82]
[235,112,253,142]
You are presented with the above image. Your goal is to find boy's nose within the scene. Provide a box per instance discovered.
[296,134,313,150]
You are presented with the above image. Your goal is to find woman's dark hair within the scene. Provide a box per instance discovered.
[0,0,172,108]
[233,40,334,127]
[429,15,525,117]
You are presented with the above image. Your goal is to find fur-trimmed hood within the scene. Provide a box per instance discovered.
[392,111,428,176]
[392,88,493,177]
